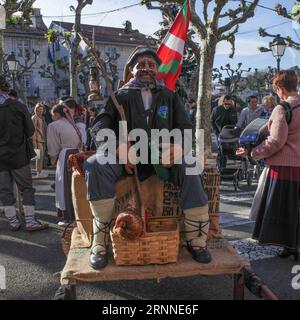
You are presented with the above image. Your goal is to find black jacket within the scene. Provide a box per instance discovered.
[210,105,238,135]
[0,98,35,171]
[92,87,192,138]
[91,86,193,182]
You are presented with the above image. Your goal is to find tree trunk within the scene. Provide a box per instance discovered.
[196,36,217,157]
[52,42,59,97]
[190,65,199,99]
[70,46,78,98]
[0,30,3,73]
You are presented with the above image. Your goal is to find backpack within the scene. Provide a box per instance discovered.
[239,102,300,150]
[279,101,300,125]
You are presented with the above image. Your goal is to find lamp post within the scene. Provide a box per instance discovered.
[270,35,287,72]
[0,5,6,73]
[7,51,18,89]
[88,65,103,104]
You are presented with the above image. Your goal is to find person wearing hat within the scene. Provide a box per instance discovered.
[0,76,48,232]
[59,95,85,120]
[84,46,211,269]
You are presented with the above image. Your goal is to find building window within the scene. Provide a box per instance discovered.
[15,40,32,58]
[55,40,60,52]
[106,47,117,57]
[23,75,32,95]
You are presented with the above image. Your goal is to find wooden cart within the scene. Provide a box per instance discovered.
[56,163,278,300]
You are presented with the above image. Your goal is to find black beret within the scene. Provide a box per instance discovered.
[126,47,161,67]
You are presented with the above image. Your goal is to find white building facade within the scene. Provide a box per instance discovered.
[3,9,56,105]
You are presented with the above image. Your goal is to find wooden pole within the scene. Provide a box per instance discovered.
[77,32,143,213]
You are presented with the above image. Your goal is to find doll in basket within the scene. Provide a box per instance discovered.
[84,46,211,269]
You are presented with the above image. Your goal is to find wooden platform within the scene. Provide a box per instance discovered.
[61,228,250,284]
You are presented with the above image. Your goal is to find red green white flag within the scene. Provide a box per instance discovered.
[156,0,191,91]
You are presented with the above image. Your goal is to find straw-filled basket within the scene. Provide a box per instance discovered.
[110,210,180,266]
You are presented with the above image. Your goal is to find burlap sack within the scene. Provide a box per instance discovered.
[202,166,222,239]
[71,172,93,247]
[71,173,137,247]
[71,166,222,247]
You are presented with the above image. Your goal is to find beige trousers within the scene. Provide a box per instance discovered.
[35,142,45,173]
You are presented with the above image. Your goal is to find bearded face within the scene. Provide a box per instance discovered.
[130,55,158,84]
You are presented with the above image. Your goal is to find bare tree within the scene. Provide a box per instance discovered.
[3,0,35,27]
[1,1,36,71]
[69,0,93,98]
[3,48,40,104]
[142,0,259,155]
[258,3,300,52]
[39,64,60,95]
[213,63,251,95]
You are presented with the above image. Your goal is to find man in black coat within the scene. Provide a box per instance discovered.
[210,95,238,168]
[84,46,211,270]
[0,76,48,232]
[210,95,238,137]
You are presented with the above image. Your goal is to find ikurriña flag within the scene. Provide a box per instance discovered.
[156,0,191,91]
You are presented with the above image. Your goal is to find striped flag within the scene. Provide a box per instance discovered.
[156,0,190,91]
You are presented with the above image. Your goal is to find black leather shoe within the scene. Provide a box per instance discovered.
[187,243,212,264]
[278,247,299,262]
[89,250,108,270]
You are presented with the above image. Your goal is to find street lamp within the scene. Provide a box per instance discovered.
[270,35,286,72]
[88,65,103,103]
[7,51,18,89]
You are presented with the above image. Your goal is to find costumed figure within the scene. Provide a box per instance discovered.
[84,46,211,270]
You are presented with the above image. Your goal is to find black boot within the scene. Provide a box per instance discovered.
[89,244,108,270]
[89,218,111,270]
[278,247,299,262]
[186,241,212,264]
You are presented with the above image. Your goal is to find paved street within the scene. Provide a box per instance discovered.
[0,168,299,300]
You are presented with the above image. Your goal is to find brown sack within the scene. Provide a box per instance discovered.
[202,166,222,239]
[71,172,93,247]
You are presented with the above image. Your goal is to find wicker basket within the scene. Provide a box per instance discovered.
[110,217,179,266]
[68,151,96,176]
[61,223,75,256]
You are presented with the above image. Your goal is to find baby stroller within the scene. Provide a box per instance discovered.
[217,125,253,191]
[239,118,268,180]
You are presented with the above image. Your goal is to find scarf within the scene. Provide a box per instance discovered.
[120,78,165,91]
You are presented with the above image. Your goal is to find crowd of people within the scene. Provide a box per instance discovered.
[0,75,103,231]
[209,70,300,261]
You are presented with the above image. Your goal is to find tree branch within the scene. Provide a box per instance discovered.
[212,0,228,27]
[16,49,40,78]
[219,1,246,19]
[190,0,207,38]
[202,0,212,24]
[218,0,258,35]
[220,25,239,58]
[258,28,300,51]
[141,0,207,38]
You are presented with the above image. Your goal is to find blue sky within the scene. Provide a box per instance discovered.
[35,0,300,70]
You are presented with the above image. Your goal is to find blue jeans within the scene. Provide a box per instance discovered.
[84,154,208,210]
